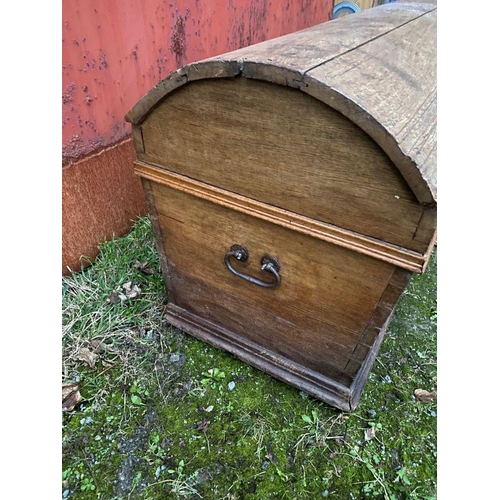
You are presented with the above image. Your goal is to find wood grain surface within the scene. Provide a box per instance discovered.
[306,7,437,202]
[135,161,433,272]
[137,77,432,253]
[139,176,413,409]
[148,181,398,379]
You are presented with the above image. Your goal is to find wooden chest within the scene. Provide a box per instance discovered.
[126,0,437,411]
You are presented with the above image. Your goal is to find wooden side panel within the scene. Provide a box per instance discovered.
[139,78,427,251]
[149,181,398,380]
[306,8,437,202]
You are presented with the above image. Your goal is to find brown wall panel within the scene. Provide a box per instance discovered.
[62,139,147,274]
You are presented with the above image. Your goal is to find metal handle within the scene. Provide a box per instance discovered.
[224,244,281,289]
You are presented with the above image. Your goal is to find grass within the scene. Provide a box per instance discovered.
[62,216,437,499]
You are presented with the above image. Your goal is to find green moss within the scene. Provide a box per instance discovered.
[62,218,437,499]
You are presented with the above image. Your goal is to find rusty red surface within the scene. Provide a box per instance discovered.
[62,0,333,163]
[62,139,147,273]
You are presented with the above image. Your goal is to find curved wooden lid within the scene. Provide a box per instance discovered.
[126,1,437,205]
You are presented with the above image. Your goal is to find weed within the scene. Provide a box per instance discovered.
[144,460,201,498]
[200,368,226,388]
[129,471,143,497]
[145,432,166,465]
[130,380,148,406]
[80,477,96,492]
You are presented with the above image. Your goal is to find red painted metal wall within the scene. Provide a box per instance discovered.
[62,0,333,163]
[62,0,334,272]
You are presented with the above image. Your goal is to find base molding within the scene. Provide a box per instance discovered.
[166,303,389,411]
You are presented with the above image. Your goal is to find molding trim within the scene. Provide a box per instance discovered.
[134,161,428,273]
[166,303,353,411]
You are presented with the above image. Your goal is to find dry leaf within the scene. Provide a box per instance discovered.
[62,382,81,411]
[77,347,99,368]
[196,420,210,433]
[107,291,121,304]
[120,282,141,300]
[414,389,437,402]
[364,426,377,441]
[62,382,78,401]
[133,261,154,275]
[90,339,104,354]
[107,283,141,304]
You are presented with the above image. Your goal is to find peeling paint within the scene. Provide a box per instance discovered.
[171,16,187,66]
[62,0,333,164]
[63,134,105,162]
[62,82,76,104]
[131,45,138,61]
[156,48,169,80]
[99,50,109,69]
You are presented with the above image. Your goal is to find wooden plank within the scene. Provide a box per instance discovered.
[136,161,429,273]
[138,77,428,252]
[149,181,398,375]
[305,8,437,203]
[215,1,434,85]
[400,90,437,200]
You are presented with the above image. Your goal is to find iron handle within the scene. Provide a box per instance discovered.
[224,244,281,289]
